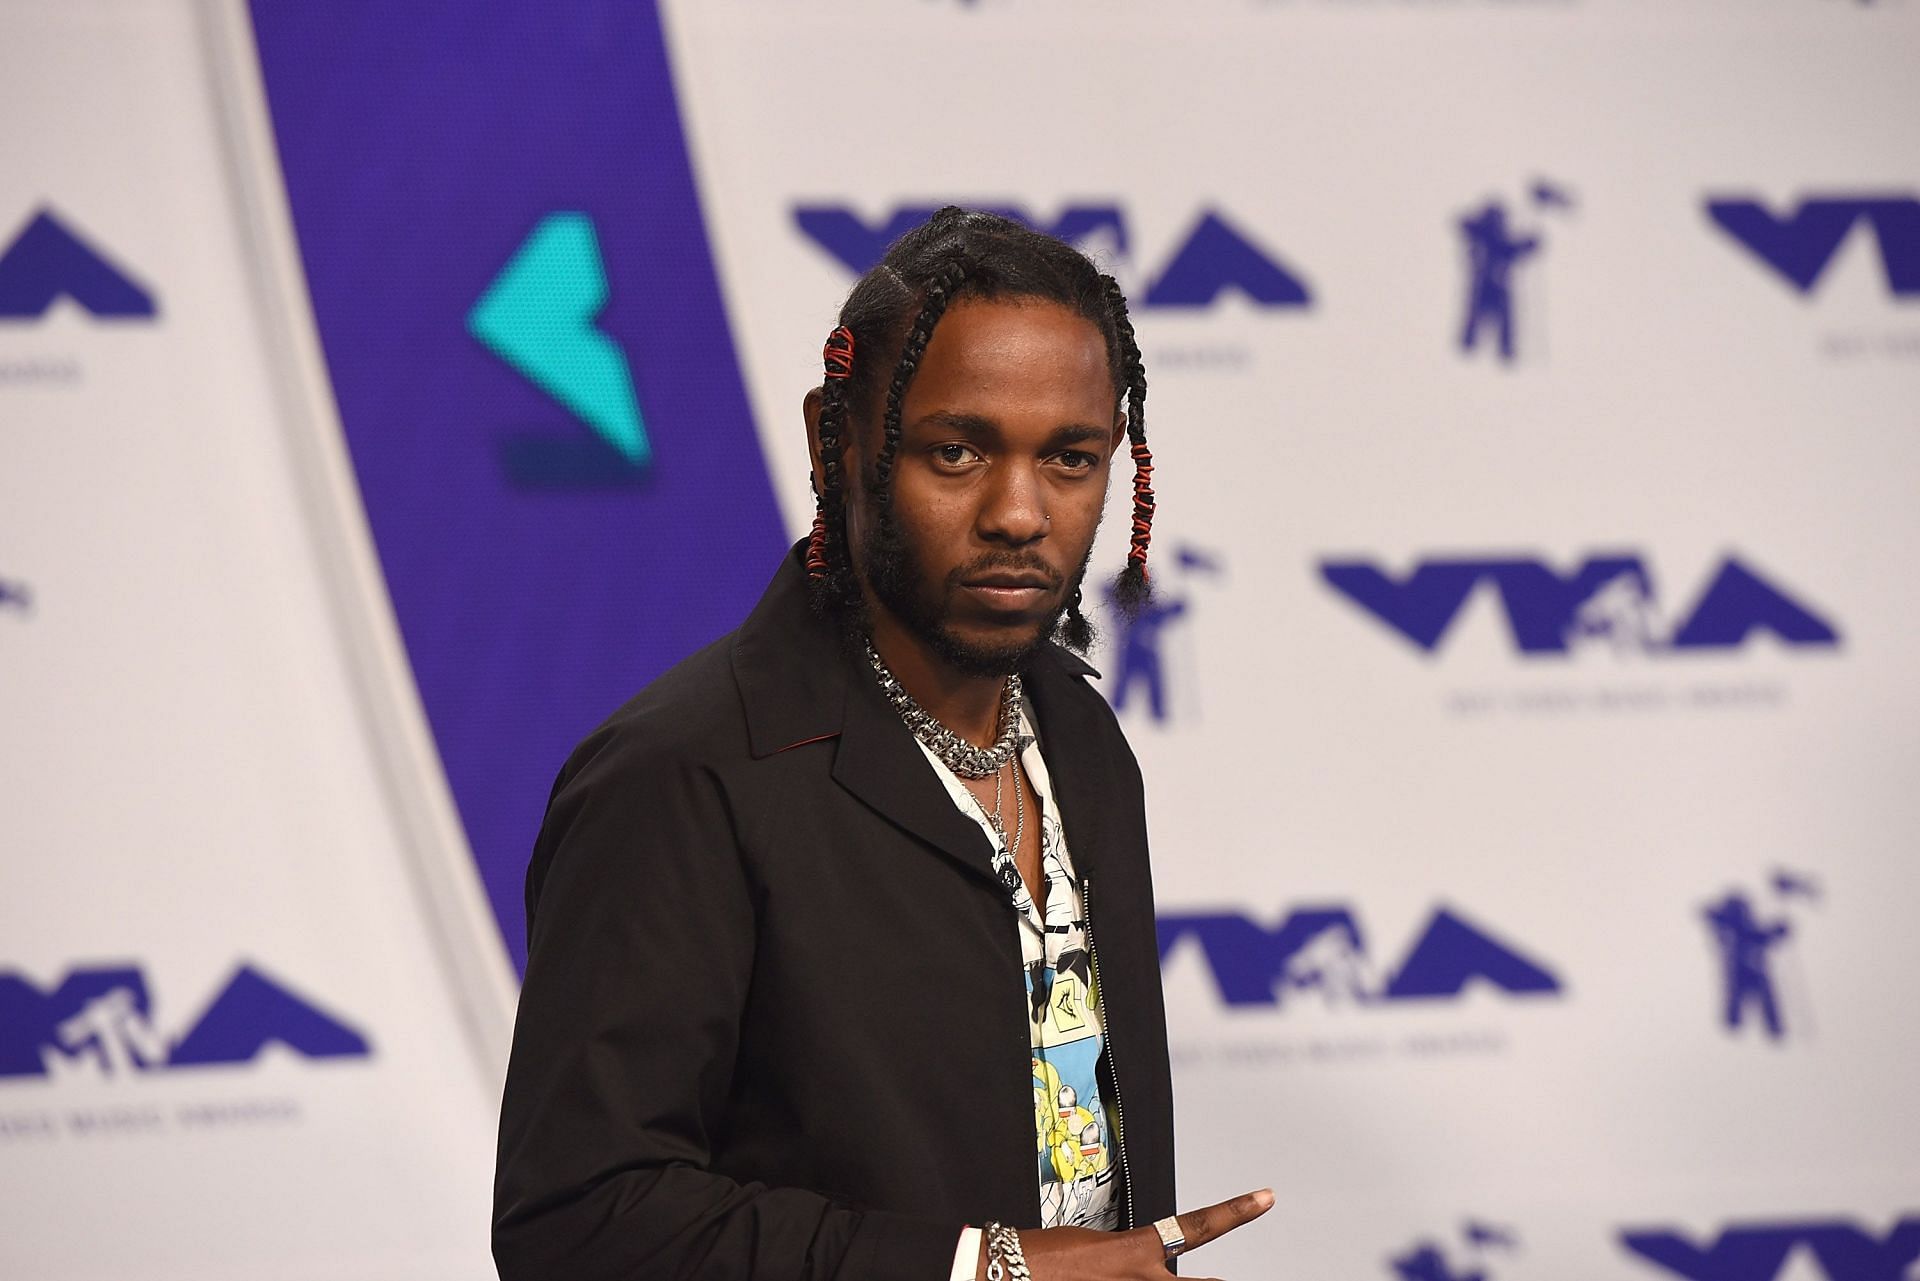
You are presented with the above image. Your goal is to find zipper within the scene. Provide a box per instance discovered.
[1081,874,1136,1231]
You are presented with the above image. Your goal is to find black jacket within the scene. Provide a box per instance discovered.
[493,546,1176,1281]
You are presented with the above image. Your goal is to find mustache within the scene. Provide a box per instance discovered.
[945,554,1063,590]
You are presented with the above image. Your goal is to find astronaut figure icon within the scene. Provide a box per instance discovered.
[1704,890,1793,1040]
[1457,198,1544,365]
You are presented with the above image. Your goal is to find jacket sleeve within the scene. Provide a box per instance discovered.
[492,718,961,1281]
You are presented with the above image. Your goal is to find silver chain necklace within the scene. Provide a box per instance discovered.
[865,640,1025,779]
[982,760,1026,879]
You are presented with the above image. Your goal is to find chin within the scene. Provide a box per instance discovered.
[926,618,1057,679]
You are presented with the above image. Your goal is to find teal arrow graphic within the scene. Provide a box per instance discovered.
[468,212,649,465]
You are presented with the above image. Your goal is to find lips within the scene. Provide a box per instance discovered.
[959,573,1055,615]
[964,572,1053,590]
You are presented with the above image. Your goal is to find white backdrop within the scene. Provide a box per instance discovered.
[0,4,514,1279]
[666,2,1920,1278]
[2,1,1916,1279]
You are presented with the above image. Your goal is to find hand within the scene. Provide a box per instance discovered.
[979,1188,1276,1281]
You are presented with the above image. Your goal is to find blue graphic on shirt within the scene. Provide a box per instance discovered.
[1029,963,1118,1229]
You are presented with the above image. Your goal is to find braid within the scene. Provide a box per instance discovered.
[1061,585,1095,653]
[808,326,860,613]
[1100,273,1154,615]
[871,258,970,516]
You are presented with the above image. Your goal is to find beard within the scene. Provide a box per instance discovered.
[858,511,1093,678]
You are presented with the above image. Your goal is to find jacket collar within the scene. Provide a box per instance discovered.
[731,544,1112,885]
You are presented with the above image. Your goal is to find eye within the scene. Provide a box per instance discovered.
[933,443,983,468]
[1056,450,1099,473]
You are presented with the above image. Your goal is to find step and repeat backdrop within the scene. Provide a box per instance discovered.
[2,1,1915,1278]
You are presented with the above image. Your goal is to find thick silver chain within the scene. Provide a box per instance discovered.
[866,640,1025,779]
[983,1222,1032,1281]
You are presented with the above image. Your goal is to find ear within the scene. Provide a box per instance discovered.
[1110,408,1129,457]
[804,387,826,496]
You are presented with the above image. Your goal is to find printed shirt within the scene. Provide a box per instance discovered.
[919,707,1122,1280]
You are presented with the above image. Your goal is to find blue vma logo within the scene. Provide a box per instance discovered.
[794,204,1311,309]
[468,211,651,488]
[0,963,370,1079]
[1391,1220,1522,1281]
[1320,553,1840,657]
[1157,904,1560,1008]
[0,208,157,320]
[1707,192,1920,298]
[1621,1216,1920,1281]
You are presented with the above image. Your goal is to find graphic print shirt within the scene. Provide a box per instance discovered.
[917,708,1122,1233]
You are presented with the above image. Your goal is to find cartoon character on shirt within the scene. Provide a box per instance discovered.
[1048,1084,1107,1182]
[1033,1058,1066,1157]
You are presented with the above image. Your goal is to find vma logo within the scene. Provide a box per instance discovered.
[793,204,1312,309]
[469,211,650,487]
[0,577,30,616]
[1320,554,1840,657]
[0,963,370,1080]
[0,208,157,320]
[1157,904,1561,1008]
[1621,1216,1920,1281]
[1707,193,1920,298]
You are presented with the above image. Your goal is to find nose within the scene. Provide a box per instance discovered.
[976,460,1047,546]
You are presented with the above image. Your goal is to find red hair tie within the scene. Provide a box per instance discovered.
[805,510,829,580]
[822,326,855,380]
[1127,440,1155,572]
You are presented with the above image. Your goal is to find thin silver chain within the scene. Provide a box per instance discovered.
[865,640,1024,779]
[984,760,1026,869]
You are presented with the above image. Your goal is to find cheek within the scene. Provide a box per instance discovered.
[1051,480,1112,539]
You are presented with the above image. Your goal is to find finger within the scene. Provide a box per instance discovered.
[1171,1188,1274,1252]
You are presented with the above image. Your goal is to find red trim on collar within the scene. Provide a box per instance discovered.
[773,732,841,754]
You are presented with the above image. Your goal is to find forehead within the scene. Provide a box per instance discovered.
[899,296,1115,428]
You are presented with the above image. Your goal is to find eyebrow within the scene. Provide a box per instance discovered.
[908,410,1113,449]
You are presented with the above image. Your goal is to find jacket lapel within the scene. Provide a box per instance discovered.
[833,661,1002,886]
[733,544,1001,886]
[1023,646,1114,877]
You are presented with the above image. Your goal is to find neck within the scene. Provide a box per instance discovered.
[867,610,1007,747]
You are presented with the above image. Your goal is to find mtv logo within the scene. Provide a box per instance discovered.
[1156,904,1561,1008]
[0,209,157,319]
[1319,554,1840,656]
[1621,1217,1920,1281]
[792,204,1312,309]
[1707,193,1920,297]
[0,963,370,1079]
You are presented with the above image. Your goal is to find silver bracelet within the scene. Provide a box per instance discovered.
[983,1222,1032,1281]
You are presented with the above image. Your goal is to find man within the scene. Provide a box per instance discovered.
[493,209,1271,1281]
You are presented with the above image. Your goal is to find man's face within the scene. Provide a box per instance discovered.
[833,296,1124,677]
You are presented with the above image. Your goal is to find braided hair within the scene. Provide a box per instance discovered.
[806,207,1156,652]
